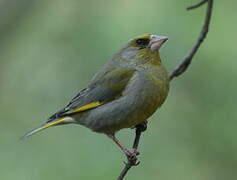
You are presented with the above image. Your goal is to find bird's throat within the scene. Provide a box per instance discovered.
[137,48,161,65]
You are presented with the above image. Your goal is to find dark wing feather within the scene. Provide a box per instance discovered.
[48,67,135,121]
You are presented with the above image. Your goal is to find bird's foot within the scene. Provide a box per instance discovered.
[123,148,140,166]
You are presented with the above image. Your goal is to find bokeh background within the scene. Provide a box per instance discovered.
[1,0,236,179]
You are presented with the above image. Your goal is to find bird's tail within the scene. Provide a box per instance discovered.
[20,117,72,140]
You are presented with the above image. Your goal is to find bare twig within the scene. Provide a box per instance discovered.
[116,0,214,179]
[170,0,213,80]
[187,0,208,10]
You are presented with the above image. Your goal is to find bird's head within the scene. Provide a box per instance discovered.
[116,34,168,65]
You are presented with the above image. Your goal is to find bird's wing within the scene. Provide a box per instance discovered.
[48,67,136,121]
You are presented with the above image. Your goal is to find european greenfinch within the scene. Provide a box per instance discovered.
[22,34,169,157]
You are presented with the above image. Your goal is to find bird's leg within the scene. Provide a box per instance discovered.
[107,134,139,162]
[108,121,147,165]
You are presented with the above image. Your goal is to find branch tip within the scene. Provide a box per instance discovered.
[170,0,213,80]
[187,0,208,10]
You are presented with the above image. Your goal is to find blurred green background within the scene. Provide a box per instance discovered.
[1,0,236,179]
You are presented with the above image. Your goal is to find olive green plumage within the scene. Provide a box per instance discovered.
[22,34,169,138]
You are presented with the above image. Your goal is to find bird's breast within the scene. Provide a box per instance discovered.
[144,71,168,109]
[123,65,169,127]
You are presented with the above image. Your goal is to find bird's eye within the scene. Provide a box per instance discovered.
[136,38,149,46]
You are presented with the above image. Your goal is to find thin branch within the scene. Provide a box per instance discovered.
[170,0,213,80]
[117,122,147,180]
[187,0,207,10]
[133,122,147,149]
[116,0,214,179]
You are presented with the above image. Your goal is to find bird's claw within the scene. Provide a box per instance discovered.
[123,148,140,166]
[124,148,140,157]
[134,160,140,166]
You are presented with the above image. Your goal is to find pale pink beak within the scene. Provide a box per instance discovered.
[149,35,168,51]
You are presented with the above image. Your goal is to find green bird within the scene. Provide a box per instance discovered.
[22,34,169,158]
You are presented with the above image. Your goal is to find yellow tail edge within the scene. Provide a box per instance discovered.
[20,117,67,140]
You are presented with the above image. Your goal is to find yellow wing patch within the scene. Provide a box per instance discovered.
[69,101,102,114]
